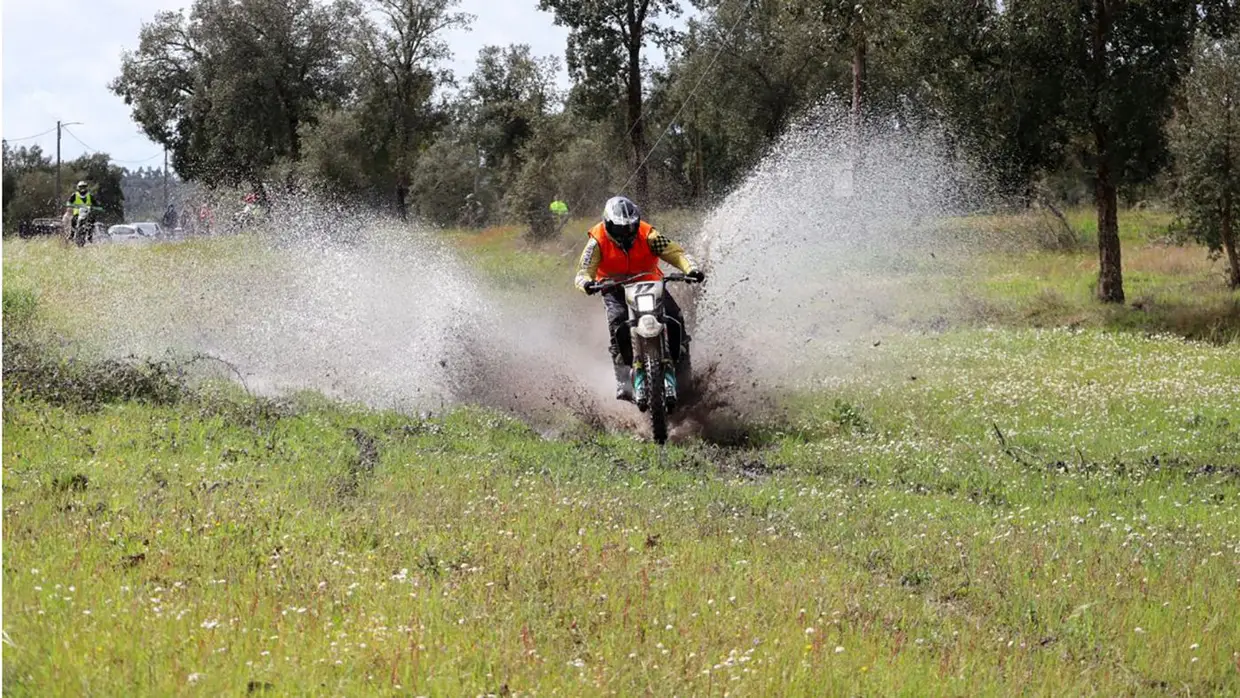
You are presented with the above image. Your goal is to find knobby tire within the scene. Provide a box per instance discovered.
[647,351,668,445]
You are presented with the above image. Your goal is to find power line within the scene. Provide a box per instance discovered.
[113,153,164,165]
[614,10,709,150]
[620,6,749,197]
[60,126,97,154]
[3,126,59,143]
[114,130,156,146]
[59,125,161,165]
[556,5,749,226]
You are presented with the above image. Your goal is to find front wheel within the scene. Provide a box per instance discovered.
[73,222,87,247]
[646,352,668,445]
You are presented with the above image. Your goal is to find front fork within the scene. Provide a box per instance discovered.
[630,328,674,404]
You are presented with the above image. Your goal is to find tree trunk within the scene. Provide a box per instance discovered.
[1094,154,1124,303]
[1091,0,1124,304]
[627,1,648,205]
[1223,84,1238,288]
[1223,187,1240,288]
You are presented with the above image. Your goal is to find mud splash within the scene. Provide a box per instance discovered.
[83,198,635,429]
[66,102,988,443]
[93,208,484,411]
[671,102,988,439]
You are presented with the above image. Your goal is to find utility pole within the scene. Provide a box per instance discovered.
[56,120,62,204]
[163,146,169,209]
[54,120,83,204]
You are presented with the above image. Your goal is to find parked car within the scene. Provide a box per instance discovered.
[130,221,164,238]
[107,228,140,244]
[20,218,64,238]
[107,222,166,241]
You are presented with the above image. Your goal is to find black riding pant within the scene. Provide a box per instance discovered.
[602,288,685,367]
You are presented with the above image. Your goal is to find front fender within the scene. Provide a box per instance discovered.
[634,314,663,339]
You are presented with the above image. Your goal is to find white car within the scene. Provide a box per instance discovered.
[130,221,164,237]
[107,224,144,242]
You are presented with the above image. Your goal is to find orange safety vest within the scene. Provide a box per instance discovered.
[588,220,664,283]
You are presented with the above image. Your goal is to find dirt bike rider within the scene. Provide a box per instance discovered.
[65,181,99,242]
[575,196,706,403]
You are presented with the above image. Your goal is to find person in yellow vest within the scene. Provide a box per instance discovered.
[64,181,99,243]
[574,196,705,403]
[550,198,569,235]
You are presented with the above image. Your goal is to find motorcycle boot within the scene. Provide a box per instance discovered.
[664,363,678,412]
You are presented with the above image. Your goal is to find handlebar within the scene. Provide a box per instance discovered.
[592,272,700,295]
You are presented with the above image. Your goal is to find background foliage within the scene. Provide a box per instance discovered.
[5,0,1240,290]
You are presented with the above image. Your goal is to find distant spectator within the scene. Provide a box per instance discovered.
[162,204,177,230]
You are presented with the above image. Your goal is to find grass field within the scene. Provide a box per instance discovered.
[953,209,1240,343]
[4,208,1240,696]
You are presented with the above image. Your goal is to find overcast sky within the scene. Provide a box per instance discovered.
[1,0,581,171]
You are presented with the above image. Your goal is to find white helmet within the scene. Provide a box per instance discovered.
[602,196,640,249]
[76,180,88,192]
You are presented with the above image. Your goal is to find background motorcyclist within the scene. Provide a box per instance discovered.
[574,196,706,402]
[64,181,98,242]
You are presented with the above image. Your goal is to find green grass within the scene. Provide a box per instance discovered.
[4,211,1240,696]
[1062,206,1178,245]
[4,329,1238,696]
[963,244,1240,343]
[441,224,576,293]
[929,208,1240,343]
[2,236,272,344]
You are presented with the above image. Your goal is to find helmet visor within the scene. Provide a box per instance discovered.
[605,220,639,247]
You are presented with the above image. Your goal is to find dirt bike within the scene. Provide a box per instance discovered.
[69,205,102,247]
[594,272,700,445]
